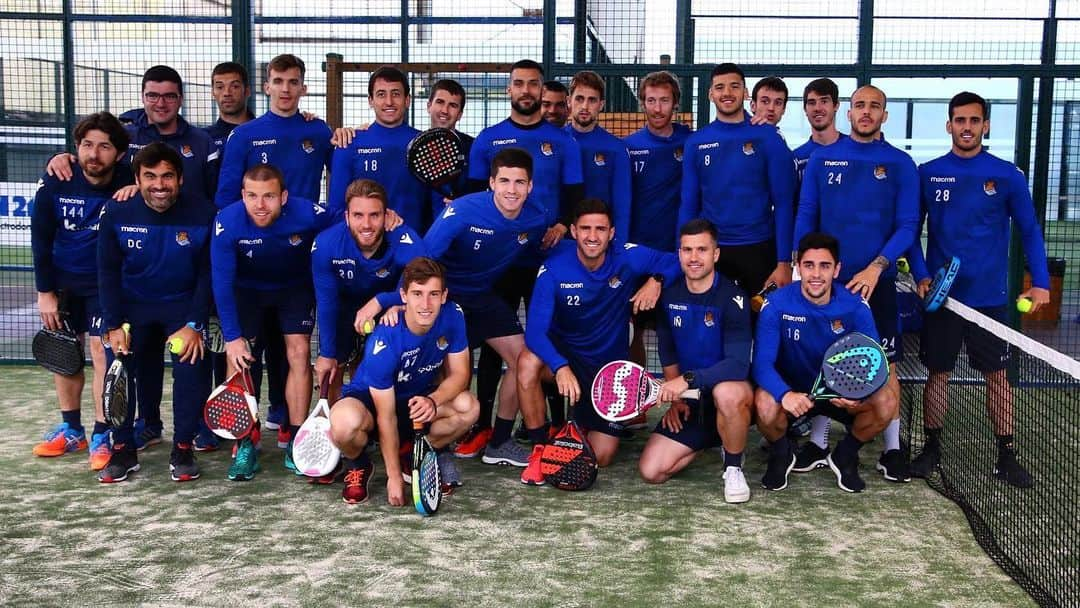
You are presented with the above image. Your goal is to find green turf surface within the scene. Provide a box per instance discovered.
[0,365,1035,606]
[0,244,32,268]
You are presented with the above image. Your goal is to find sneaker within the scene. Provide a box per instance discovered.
[909,443,941,479]
[437,451,462,495]
[761,443,796,491]
[513,423,530,442]
[876,449,911,483]
[624,411,648,431]
[32,422,87,457]
[228,438,260,481]
[994,449,1034,488]
[454,426,492,458]
[793,442,830,473]
[520,444,545,486]
[89,432,111,471]
[827,452,865,493]
[277,427,291,449]
[481,438,531,467]
[169,443,201,482]
[193,429,220,452]
[723,466,751,503]
[307,462,342,485]
[400,442,414,483]
[342,459,374,504]
[284,441,301,474]
[264,404,285,431]
[788,416,813,439]
[133,419,163,452]
[231,426,263,457]
[98,445,139,483]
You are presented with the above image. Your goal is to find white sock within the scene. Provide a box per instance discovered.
[810,415,830,449]
[884,418,901,452]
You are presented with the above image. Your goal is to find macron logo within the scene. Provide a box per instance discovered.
[442,206,456,219]
[215,222,224,236]
[372,340,388,355]
[733,295,744,310]
[400,233,413,245]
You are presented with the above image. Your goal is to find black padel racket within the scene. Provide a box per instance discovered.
[406,127,466,198]
[807,332,890,401]
[540,418,598,491]
[411,420,442,516]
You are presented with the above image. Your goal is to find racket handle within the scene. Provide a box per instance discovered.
[413,420,424,432]
[681,389,701,400]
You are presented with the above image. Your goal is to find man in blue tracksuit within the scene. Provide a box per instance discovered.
[906,91,1051,488]
[96,143,214,484]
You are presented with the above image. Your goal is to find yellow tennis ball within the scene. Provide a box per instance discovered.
[1016,298,1033,314]
[896,258,910,274]
[362,319,375,335]
[168,337,185,354]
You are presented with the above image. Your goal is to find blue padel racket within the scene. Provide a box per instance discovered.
[411,420,442,516]
[924,256,960,313]
[807,332,890,401]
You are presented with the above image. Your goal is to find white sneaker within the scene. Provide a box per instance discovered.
[723,466,751,503]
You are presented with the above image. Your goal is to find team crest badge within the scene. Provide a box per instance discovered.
[180,145,193,158]
[874,165,887,180]
[540,142,553,156]
[983,180,997,195]
[674,147,683,162]
[437,336,449,351]
[175,231,190,246]
[375,267,390,279]
[517,232,529,245]
[608,276,623,289]
[288,234,303,246]
[742,142,755,156]
[594,153,606,167]
[704,311,715,327]
[831,319,845,334]
[302,139,314,154]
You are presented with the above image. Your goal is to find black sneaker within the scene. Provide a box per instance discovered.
[513,423,530,442]
[994,449,1034,488]
[909,444,940,479]
[827,452,865,493]
[792,442,830,472]
[875,449,911,483]
[169,443,201,482]
[98,445,139,483]
[761,442,796,491]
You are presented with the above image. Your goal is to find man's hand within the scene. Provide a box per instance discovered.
[408,395,438,424]
[385,208,404,231]
[630,277,662,314]
[353,300,383,334]
[331,124,370,148]
[37,291,61,330]
[846,263,884,300]
[660,401,690,433]
[45,153,76,181]
[112,184,139,202]
[301,111,320,122]
[225,337,254,371]
[764,262,793,289]
[314,355,339,386]
[167,325,204,364]
[658,375,689,404]
[1019,286,1051,313]
[541,224,567,249]
[780,391,813,418]
[916,278,931,299]
[829,396,866,412]
[749,113,769,126]
[387,477,407,506]
[106,325,131,355]
[554,366,580,404]
[380,305,403,327]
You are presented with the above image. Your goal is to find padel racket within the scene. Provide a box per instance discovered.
[341,318,375,369]
[924,256,960,313]
[591,360,700,423]
[33,321,84,376]
[206,315,225,354]
[411,420,442,516]
[540,418,598,491]
[204,369,259,440]
[807,332,890,401]
[102,355,130,428]
[406,127,466,198]
[293,373,341,477]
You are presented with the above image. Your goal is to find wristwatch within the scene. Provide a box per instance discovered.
[651,273,665,284]
[682,371,696,388]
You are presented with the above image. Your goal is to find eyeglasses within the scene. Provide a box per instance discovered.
[144,92,181,103]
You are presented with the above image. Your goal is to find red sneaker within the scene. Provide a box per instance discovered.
[342,460,374,504]
[520,444,546,486]
[453,426,492,458]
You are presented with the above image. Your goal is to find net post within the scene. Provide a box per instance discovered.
[324,53,344,130]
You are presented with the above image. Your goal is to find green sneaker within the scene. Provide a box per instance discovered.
[228,438,260,481]
[284,441,303,475]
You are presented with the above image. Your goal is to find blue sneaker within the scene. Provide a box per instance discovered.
[284,441,302,474]
[133,419,163,452]
[193,428,220,452]
[33,422,87,457]
[265,404,285,431]
[89,432,112,470]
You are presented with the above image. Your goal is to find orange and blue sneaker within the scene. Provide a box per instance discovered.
[32,422,87,457]
[88,432,112,471]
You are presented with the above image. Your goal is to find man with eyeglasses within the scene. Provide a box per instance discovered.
[47,65,219,204]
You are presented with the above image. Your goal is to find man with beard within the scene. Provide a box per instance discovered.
[793,78,846,182]
[31,112,133,471]
[541,81,569,128]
